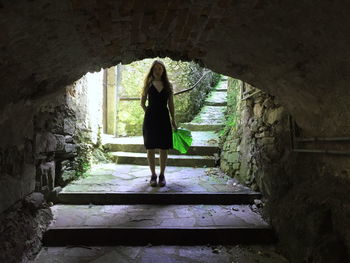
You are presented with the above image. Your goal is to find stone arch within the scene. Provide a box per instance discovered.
[0,1,350,262]
[1,0,350,136]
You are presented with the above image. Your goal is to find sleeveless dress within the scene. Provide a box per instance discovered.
[143,84,173,149]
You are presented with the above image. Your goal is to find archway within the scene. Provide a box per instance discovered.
[0,1,349,262]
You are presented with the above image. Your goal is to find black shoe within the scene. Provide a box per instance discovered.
[150,174,157,187]
[158,174,166,187]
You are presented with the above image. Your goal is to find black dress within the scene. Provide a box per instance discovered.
[143,84,173,149]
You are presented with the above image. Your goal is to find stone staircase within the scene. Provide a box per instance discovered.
[104,131,218,168]
[104,79,229,167]
[43,164,275,246]
[181,79,228,132]
[39,78,276,254]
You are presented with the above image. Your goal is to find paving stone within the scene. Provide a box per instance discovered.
[49,204,268,228]
[195,214,215,227]
[178,247,231,262]
[34,246,289,263]
[160,218,197,227]
[139,253,178,263]
[61,165,250,193]
[174,207,195,218]
[115,246,142,260]
[88,250,130,263]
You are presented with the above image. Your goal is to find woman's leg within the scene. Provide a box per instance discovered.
[159,149,168,186]
[147,149,156,174]
[159,149,168,174]
[147,149,157,186]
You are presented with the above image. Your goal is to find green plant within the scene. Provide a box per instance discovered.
[75,142,92,179]
[219,78,241,137]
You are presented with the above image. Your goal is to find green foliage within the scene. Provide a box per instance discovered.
[219,78,242,137]
[117,57,219,136]
[117,101,144,136]
[73,130,111,180]
[74,142,92,179]
[91,148,112,164]
[211,73,222,87]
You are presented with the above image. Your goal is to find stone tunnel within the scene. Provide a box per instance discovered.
[0,0,349,262]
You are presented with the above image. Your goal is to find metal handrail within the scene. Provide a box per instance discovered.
[241,90,261,101]
[173,70,211,95]
[295,137,350,142]
[119,70,212,101]
[289,115,350,155]
[292,149,350,155]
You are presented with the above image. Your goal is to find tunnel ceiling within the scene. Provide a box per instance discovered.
[0,0,349,136]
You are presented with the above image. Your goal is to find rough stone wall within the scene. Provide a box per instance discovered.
[34,71,104,192]
[0,193,52,263]
[221,81,350,262]
[220,78,242,178]
[34,90,77,195]
[273,155,350,263]
[221,81,289,191]
[0,94,50,214]
[272,131,350,262]
[0,68,103,214]
[0,70,105,262]
[66,70,104,144]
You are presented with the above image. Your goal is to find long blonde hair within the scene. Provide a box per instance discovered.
[141,60,172,96]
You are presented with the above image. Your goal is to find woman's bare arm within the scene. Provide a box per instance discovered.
[168,91,177,129]
[141,94,147,112]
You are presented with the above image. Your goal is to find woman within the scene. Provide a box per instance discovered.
[141,60,177,187]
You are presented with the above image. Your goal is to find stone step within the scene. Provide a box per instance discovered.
[205,90,227,106]
[44,227,275,246]
[111,152,216,167]
[215,88,228,92]
[183,105,226,131]
[204,101,227,106]
[181,123,224,131]
[215,78,228,91]
[35,245,290,262]
[57,191,262,205]
[43,204,276,246]
[107,144,218,156]
[103,131,220,156]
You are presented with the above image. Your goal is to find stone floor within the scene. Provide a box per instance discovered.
[34,245,289,263]
[61,164,251,193]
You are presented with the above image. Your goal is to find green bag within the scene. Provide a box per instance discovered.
[172,128,193,154]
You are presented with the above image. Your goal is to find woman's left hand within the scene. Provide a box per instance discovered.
[171,120,177,130]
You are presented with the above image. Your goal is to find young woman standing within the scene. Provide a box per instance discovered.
[141,60,177,187]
